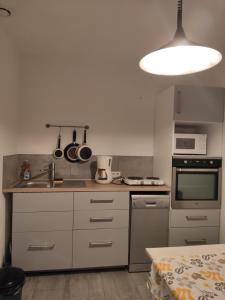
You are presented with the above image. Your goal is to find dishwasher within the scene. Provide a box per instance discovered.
[129,193,170,272]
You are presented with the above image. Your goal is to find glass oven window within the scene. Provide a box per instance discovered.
[176,172,218,200]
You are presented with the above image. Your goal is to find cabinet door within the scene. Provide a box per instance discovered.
[13,211,73,232]
[169,227,219,246]
[74,210,129,229]
[75,192,129,210]
[174,86,225,122]
[12,231,72,271]
[13,193,73,212]
[73,229,128,268]
[170,209,220,228]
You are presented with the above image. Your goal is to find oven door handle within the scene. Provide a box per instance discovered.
[177,168,219,173]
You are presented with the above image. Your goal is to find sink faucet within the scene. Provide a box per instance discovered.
[48,162,55,182]
[27,162,56,182]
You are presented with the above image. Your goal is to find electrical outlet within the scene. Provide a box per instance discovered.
[112,171,121,178]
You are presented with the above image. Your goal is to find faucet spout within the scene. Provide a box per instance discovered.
[49,162,55,182]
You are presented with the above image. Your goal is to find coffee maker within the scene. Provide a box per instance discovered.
[95,156,113,184]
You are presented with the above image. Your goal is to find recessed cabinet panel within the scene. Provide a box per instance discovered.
[174,86,225,122]
[169,227,219,246]
[13,193,73,212]
[73,229,128,268]
[12,231,73,271]
[75,192,129,210]
[170,209,220,228]
[13,211,73,232]
[74,210,129,229]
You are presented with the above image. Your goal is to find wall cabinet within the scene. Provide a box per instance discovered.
[174,85,225,122]
[12,192,129,271]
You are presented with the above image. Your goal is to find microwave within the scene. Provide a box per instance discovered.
[173,133,207,155]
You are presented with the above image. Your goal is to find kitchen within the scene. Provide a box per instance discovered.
[0,0,225,299]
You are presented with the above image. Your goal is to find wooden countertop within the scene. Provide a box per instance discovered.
[3,180,171,193]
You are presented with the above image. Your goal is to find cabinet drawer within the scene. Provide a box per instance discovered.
[170,209,220,228]
[13,193,73,212]
[74,210,128,229]
[73,229,128,268]
[12,231,72,271]
[13,211,73,232]
[75,192,129,210]
[169,227,219,246]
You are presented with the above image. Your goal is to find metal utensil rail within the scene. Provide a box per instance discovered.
[45,123,90,130]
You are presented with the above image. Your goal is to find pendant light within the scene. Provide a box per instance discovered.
[139,0,222,76]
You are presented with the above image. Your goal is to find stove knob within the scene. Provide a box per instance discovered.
[184,160,188,164]
[210,161,214,165]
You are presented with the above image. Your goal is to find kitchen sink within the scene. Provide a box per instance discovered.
[16,180,51,188]
[15,179,86,188]
[56,180,86,188]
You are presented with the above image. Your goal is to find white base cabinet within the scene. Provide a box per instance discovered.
[12,192,129,271]
[12,231,72,271]
[169,209,220,247]
[73,228,128,268]
[73,192,129,268]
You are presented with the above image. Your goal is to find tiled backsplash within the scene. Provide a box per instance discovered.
[3,154,153,188]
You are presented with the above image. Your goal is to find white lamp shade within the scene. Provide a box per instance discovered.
[139,45,222,76]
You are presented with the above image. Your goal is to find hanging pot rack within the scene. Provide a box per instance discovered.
[45,123,90,130]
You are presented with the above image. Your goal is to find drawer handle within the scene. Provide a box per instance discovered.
[186,216,208,221]
[90,217,113,222]
[185,239,207,245]
[89,241,113,248]
[90,199,114,204]
[145,202,157,207]
[28,244,55,251]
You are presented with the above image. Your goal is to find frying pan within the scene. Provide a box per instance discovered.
[53,128,64,159]
[64,129,79,162]
[76,129,92,162]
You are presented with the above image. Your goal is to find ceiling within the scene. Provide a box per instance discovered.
[0,0,225,88]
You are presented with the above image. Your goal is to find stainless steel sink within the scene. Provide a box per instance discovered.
[16,179,86,188]
[16,180,51,188]
[55,180,86,188]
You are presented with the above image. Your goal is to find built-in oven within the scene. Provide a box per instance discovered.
[172,158,222,209]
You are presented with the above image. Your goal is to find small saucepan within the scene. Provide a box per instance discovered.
[53,128,64,159]
[76,129,92,162]
[64,129,79,162]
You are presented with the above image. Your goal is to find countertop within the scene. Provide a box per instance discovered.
[3,180,171,193]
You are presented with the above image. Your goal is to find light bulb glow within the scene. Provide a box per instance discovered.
[139,45,222,76]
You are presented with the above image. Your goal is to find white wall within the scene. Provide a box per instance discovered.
[17,57,154,156]
[0,29,19,264]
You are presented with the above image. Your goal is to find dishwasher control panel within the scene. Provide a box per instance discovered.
[131,194,170,209]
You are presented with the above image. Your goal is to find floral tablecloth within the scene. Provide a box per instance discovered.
[148,251,225,300]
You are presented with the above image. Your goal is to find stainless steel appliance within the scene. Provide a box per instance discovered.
[129,193,170,272]
[172,157,222,209]
[173,133,207,155]
[123,177,164,186]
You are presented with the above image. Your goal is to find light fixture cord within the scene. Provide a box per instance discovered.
[177,0,183,30]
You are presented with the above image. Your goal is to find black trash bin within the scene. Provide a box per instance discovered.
[0,267,25,300]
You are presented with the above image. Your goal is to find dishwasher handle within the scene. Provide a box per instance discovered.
[145,202,157,207]
[132,196,170,209]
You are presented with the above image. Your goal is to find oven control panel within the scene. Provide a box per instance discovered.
[172,158,222,168]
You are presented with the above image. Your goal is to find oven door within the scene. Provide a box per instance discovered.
[172,168,221,209]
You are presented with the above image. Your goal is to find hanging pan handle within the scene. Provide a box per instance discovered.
[83,129,87,144]
[73,129,77,144]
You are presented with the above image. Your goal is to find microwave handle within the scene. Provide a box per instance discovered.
[175,90,182,114]
[177,168,219,173]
